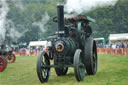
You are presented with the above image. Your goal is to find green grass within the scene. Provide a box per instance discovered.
[0,54,128,85]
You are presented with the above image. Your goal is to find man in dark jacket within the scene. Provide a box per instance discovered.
[84,22,92,38]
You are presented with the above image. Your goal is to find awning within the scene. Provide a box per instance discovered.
[29,41,48,47]
[94,37,105,41]
[109,33,128,41]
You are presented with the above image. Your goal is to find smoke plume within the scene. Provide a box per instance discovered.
[0,0,27,45]
[65,0,118,14]
[32,12,50,32]
[0,0,9,44]
[6,20,28,41]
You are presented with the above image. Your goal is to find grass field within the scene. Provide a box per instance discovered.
[0,54,128,85]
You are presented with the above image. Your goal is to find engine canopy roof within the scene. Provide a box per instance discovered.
[53,15,96,24]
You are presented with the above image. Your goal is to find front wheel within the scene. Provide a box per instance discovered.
[37,51,50,83]
[74,49,85,82]
[0,56,8,72]
[6,53,16,63]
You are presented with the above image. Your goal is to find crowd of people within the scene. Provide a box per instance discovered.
[97,41,128,56]
[107,42,128,49]
[96,41,128,49]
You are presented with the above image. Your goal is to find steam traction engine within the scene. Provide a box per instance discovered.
[0,44,16,72]
[37,5,97,83]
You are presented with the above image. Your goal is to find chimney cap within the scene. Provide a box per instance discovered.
[57,4,64,7]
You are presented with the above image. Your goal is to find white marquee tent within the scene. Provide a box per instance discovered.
[109,33,128,43]
[29,41,51,48]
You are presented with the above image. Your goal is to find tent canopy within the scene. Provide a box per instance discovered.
[29,41,48,48]
[94,37,105,44]
[94,37,104,41]
[109,33,128,41]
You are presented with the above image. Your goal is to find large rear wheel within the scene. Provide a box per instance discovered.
[74,49,85,82]
[84,37,98,75]
[37,51,50,83]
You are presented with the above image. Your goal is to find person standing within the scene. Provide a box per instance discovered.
[84,21,92,38]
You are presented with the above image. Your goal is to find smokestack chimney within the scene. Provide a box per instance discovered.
[57,5,64,36]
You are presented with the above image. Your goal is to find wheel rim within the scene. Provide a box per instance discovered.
[74,49,85,81]
[0,56,6,72]
[40,55,49,79]
[79,58,85,80]
[93,48,97,73]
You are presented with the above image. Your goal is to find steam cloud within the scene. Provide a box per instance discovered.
[0,0,9,44]
[65,0,118,14]
[0,0,27,45]
[32,12,50,32]
[6,20,28,41]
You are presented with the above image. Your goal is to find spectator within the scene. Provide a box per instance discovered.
[112,43,116,49]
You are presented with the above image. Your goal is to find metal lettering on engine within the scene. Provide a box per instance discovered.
[55,31,65,34]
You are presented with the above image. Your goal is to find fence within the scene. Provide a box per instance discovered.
[14,50,39,56]
[14,49,48,56]
[97,48,128,56]
[14,48,128,56]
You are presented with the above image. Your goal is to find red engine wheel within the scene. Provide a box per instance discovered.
[6,54,16,64]
[0,56,8,72]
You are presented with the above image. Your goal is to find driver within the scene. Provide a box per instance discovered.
[84,21,92,38]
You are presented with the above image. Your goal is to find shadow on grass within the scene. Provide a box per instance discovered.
[67,72,88,76]
[47,72,90,85]
[67,72,74,76]
[48,72,76,84]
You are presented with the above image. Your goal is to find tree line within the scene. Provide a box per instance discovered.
[6,0,128,45]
